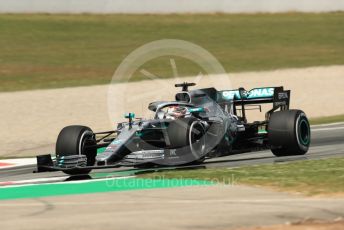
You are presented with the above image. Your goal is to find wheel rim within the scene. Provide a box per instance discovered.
[189,122,206,158]
[79,130,95,166]
[298,118,310,146]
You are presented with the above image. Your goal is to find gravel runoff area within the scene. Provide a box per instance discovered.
[0,185,343,230]
[0,65,343,157]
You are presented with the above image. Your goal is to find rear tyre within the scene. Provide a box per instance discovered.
[268,110,311,157]
[56,125,97,175]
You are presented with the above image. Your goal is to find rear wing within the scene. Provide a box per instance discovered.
[218,87,290,106]
[217,87,291,121]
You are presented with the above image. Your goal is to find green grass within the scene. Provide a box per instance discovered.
[310,114,344,125]
[142,157,344,196]
[0,13,344,91]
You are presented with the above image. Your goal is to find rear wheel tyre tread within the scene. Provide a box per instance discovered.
[268,110,310,157]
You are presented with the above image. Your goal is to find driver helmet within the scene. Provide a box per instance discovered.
[166,106,188,119]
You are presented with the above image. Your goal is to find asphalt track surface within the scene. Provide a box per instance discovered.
[0,123,343,230]
[0,122,343,184]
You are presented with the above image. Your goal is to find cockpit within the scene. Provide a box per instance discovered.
[147,83,227,120]
[155,105,192,120]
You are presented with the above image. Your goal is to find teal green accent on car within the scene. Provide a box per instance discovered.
[248,88,274,99]
[258,129,268,134]
[299,118,311,146]
[221,90,240,100]
[57,159,65,166]
[124,113,135,119]
[188,107,205,113]
[0,178,213,200]
[97,147,106,154]
[222,88,275,100]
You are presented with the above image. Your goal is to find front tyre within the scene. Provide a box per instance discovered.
[268,110,311,157]
[167,118,206,163]
[56,125,97,175]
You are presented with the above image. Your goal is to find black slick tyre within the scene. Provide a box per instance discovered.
[268,110,311,157]
[167,118,206,162]
[56,125,97,175]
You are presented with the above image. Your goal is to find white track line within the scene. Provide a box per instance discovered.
[0,176,69,186]
[311,122,344,128]
[0,158,36,165]
[312,126,344,132]
[0,158,36,169]
[0,176,136,189]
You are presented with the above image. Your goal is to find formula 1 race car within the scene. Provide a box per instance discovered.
[36,82,311,175]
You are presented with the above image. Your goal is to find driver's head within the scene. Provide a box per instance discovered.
[166,106,187,119]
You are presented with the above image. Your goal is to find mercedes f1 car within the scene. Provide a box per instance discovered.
[36,82,311,175]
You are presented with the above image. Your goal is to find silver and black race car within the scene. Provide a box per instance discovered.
[36,82,311,175]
